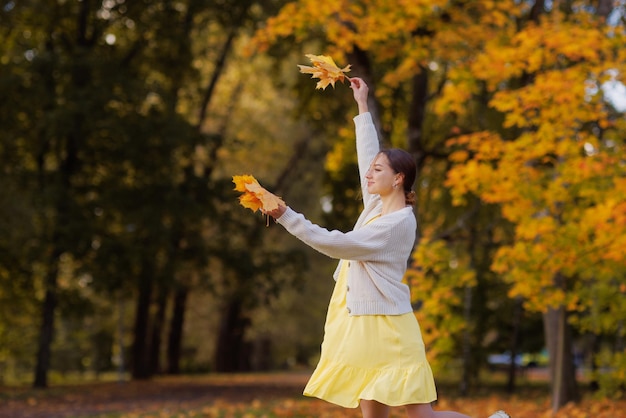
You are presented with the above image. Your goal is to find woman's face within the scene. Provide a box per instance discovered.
[365,153,401,196]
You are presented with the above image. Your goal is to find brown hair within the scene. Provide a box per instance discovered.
[378,148,417,205]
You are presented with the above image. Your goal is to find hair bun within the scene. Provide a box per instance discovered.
[405,190,416,205]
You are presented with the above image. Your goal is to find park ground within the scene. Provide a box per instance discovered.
[1,371,625,418]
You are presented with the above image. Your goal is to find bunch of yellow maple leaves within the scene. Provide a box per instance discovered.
[232,174,284,213]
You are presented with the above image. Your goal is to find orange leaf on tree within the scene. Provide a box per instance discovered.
[298,54,352,90]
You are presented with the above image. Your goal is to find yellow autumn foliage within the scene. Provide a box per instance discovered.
[253,0,626,395]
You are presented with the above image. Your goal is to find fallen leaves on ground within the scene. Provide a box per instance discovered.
[2,372,626,418]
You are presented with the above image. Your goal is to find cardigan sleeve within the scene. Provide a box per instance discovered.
[354,112,380,209]
[276,207,413,261]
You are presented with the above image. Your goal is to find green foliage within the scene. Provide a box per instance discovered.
[0,0,326,382]
[594,349,626,399]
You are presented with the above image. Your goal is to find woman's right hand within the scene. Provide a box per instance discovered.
[264,204,286,219]
[350,77,369,114]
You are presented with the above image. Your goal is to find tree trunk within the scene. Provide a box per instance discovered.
[33,258,60,388]
[459,284,473,396]
[166,286,188,374]
[33,103,80,390]
[506,298,523,393]
[33,0,91,387]
[407,68,429,170]
[116,296,127,382]
[214,297,251,372]
[148,285,168,375]
[543,297,579,412]
[131,259,154,379]
[596,0,613,18]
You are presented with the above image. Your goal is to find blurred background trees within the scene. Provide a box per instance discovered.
[1,0,625,413]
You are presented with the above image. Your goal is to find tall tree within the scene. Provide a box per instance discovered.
[7,0,113,387]
[444,3,626,409]
[1,0,207,384]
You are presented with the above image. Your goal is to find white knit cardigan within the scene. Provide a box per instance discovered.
[276,112,417,316]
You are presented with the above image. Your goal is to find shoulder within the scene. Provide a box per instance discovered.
[381,207,416,224]
[366,207,416,233]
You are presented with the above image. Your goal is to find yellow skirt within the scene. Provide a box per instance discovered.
[303,261,438,408]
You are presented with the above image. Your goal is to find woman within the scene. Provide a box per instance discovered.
[263,78,510,418]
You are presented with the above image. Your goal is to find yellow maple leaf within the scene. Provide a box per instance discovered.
[232,174,285,213]
[233,174,257,192]
[238,191,263,212]
[298,54,352,90]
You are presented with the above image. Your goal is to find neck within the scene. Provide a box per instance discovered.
[380,192,407,216]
